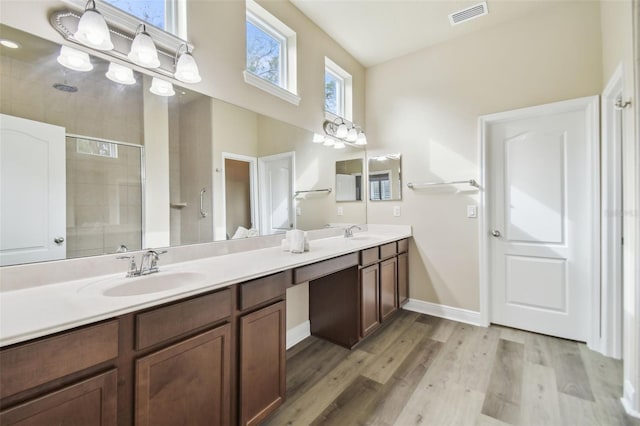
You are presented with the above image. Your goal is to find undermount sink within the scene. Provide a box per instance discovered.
[83,271,207,297]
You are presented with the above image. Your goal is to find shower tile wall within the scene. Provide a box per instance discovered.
[66,138,143,258]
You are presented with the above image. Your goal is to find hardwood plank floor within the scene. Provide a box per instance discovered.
[262,311,640,426]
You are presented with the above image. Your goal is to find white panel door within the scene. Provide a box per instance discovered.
[258,152,294,235]
[0,114,66,266]
[488,98,597,341]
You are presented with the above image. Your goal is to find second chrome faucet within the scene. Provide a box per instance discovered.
[117,250,167,277]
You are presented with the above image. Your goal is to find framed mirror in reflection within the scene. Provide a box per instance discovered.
[368,154,402,201]
[0,24,367,267]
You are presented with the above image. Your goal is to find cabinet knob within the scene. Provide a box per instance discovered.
[54,237,65,244]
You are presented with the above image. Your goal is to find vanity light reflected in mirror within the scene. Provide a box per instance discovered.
[368,154,402,201]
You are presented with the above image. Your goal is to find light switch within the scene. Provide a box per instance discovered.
[337,206,344,216]
[393,206,401,217]
[466,205,478,218]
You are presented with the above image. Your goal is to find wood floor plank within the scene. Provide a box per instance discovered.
[558,392,601,426]
[310,375,382,426]
[284,336,350,401]
[358,311,420,355]
[480,339,524,425]
[453,324,501,393]
[361,321,430,385]
[365,338,443,426]
[415,314,458,342]
[262,349,371,426]
[393,380,485,426]
[519,361,562,426]
[493,325,527,344]
[549,337,595,401]
[578,343,623,398]
[523,332,553,367]
[475,413,513,426]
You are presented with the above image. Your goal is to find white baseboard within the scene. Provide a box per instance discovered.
[403,298,483,326]
[286,320,310,349]
[622,381,640,419]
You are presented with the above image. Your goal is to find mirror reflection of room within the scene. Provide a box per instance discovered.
[368,154,402,201]
[335,159,363,202]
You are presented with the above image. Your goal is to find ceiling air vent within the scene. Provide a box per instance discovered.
[448,2,489,26]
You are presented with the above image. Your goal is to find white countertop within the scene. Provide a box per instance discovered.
[0,226,411,347]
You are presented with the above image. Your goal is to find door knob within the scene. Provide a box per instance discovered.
[491,230,501,238]
[54,237,65,244]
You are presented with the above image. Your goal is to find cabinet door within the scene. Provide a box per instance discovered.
[135,324,231,426]
[398,252,409,306]
[380,257,398,321]
[360,264,380,337]
[0,370,117,426]
[240,301,286,426]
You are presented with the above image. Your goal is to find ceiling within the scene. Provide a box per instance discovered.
[290,0,560,67]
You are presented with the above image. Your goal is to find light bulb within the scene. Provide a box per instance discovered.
[106,62,135,85]
[128,26,160,68]
[356,132,367,145]
[57,45,93,72]
[346,128,358,142]
[74,6,113,51]
[336,123,348,139]
[174,48,201,83]
[150,77,175,96]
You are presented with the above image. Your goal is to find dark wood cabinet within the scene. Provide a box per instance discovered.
[135,324,231,426]
[398,251,409,306]
[239,301,286,426]
[380,257,398,321]
[360,264,380,337]
[0,369,117,426]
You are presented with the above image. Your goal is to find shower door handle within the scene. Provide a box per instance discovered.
[200,188,208,218]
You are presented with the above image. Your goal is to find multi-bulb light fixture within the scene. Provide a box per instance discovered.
[313,118,367,149]
[51,0,201,96]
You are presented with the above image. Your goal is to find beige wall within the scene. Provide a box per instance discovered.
[366,1,603,311]
[600,0,638,413]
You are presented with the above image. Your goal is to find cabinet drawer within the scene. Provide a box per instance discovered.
[136,289,231,350]
[0,321,118,399]
[240,271,290,311]
[380,242,398,259]
[360,247,379,267]
[398,238,409,254]
[0,369,118,426]
[293,253,358,284]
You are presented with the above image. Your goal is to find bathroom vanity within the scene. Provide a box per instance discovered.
[0,229,410,426]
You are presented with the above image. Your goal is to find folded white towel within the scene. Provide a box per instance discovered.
[286,229,305,253]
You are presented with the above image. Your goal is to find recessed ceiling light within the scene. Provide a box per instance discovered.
[0,39,20,49]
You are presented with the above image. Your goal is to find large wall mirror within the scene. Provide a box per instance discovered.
[0,24,367,266]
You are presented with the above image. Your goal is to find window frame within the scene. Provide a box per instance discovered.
[325,57,353,121]
[244,0,299,105]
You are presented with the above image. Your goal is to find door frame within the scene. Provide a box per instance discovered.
[221,152,259,238]
[601,64,625,359]
[478,96,600,351]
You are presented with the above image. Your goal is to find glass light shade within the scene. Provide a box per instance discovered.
[105,62,135,85]
[57,45,93,72]
[346,128,358,142]
[333,141,346,149]
[128,30,160,68]
[356,132,367,145]
[174,51,201,83]
[323,138,335,147]
[150,77,175,96]
[74,8,113,51]
[336,123,348,139]
[312,133,325,143]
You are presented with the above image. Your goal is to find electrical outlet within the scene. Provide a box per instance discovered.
[393,206,401,217]
[337,207,344,216]
[466,205,478,218]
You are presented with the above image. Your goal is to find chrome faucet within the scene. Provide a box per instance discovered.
[344,225,362,238]
[117,250,167,277]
